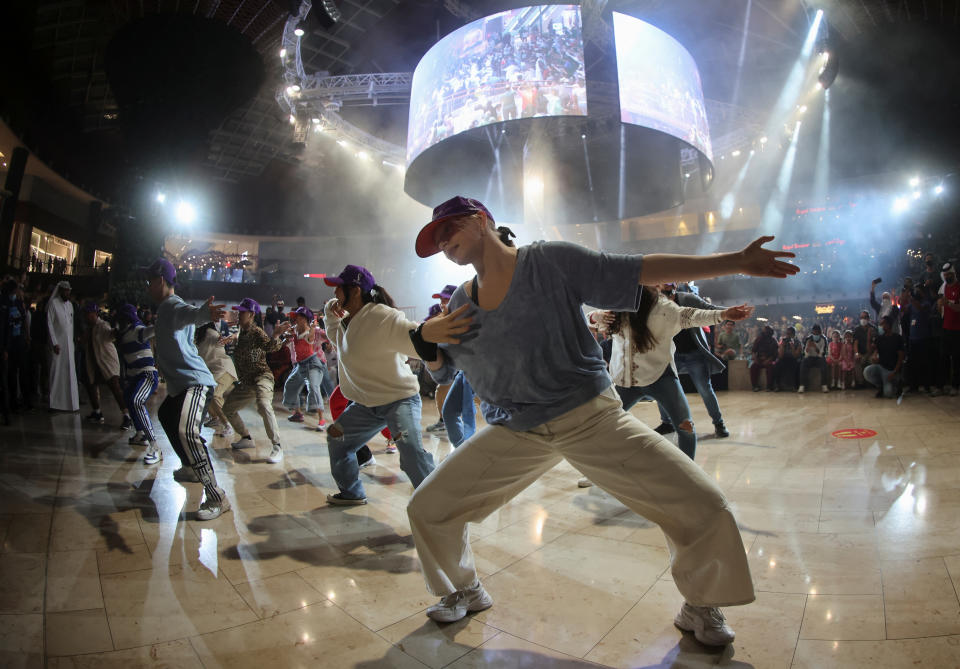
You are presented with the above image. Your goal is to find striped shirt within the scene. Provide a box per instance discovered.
[118,323,157,375]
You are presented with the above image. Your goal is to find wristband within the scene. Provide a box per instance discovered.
[409,324,439,362]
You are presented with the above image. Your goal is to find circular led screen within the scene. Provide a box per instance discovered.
[407,4,588,167]
[612,12,712,161]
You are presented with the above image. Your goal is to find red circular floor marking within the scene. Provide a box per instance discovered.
[831,428,878,440]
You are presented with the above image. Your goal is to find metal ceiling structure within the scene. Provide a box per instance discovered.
[17,0,960,190]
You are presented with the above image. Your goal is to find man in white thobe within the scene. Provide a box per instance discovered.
[47,281,79,411]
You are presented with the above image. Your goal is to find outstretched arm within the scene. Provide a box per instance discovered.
[639,236,798,285]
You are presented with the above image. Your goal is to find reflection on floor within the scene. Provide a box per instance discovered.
[2,387,960,668]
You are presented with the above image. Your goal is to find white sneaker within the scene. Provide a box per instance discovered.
[577,477,593,488]
[839,381,845,390]
[822,385,829,393]
[674,602,735,646]
[143,445,162,465]
[426,582,493,623]
[216,423,234,437]
[267,444,283,464]
[359,455,377,469]
[196,494,231,521]
[797,385,805,393]
[232,435,254,449]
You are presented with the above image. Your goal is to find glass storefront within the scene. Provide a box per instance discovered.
[29,227,77,273]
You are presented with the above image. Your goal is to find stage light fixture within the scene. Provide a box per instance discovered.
[892,196,910,214]
[909,176,920,187]
[356,151,370,161]
[934,184,944,195]
[155,192,166,204]
[294,22,305,36]
[336,139,348,147]
[288,114,296,124]
[913,190,922,199]
[731,149,741,157]
[279,48,287,58]
[175,201,197,225]
[311,118,320,124]
[760,136,768,144]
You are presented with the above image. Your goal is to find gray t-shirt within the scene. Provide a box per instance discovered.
[434,241,643,431]
[154,295,215,396]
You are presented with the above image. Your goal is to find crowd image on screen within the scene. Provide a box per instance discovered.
[407,5,587,163]
[613,13,712,159]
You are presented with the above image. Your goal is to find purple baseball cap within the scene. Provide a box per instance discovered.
[416,195,495,258]
[292,306,314,322]
[117,303,140,323]
[232,297,261,315]
[323,264,376,293]
[432,284,458,300]
[142,258,178,286]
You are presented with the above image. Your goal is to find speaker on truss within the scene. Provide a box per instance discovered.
[316,1,341,29]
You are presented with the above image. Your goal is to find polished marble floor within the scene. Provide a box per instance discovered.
[2,386,960,668]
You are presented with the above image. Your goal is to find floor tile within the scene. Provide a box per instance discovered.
[0,613,44,668]
[45,550,104,612]
[45,609,115,656]
[188,601,428,668]
[799,594,885,640]
[100,561,259,648]
[47,639,204,668]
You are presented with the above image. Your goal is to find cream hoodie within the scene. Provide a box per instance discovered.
[324,298,420,406]
[607,296,726,388]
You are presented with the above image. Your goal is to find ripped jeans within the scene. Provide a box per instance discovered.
[327,393,435,499]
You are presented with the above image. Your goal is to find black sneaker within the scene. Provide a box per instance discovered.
[425,420,446,433]
[120,415,133,430]
[653,422,675,435]
[714,422,730,438]
[86,411,105,424]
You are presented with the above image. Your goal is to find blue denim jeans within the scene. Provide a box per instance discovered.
[282,354,326,412]
[662,352,723,427]
[319,362,335,398]
[864,364,898,398]
[618,370,696,460]
[442,370,476,447]
[328,393,435,499]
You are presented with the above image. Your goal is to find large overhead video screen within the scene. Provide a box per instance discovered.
[407,5,587,166]
[613,13,712,161]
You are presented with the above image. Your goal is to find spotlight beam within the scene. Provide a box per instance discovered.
[760,120,802,235]
[812,89,830,202]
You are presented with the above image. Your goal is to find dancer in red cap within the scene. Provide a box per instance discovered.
[406,195,799,646]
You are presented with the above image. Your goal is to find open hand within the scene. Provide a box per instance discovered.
[721,304,754,321]
[421,303,473,344]
[205,296,226,323]
[739,236,800,278]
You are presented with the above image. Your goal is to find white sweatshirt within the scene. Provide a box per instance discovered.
[323,298,420,406]
[608,295,726,387]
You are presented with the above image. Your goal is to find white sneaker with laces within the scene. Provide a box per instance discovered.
[426,582,493,623]
[232,435,254,449]
[359,455,377,469]
[821,384,829,393]
[674,602,735,646]
[267,444,283,464]
[216,424,234,437]
[143,445,162,465]
[196,494,231,521]
[797,385,805,393]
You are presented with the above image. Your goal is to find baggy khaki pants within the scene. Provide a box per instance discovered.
[222,373,281,446]
[407,387,756,608]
